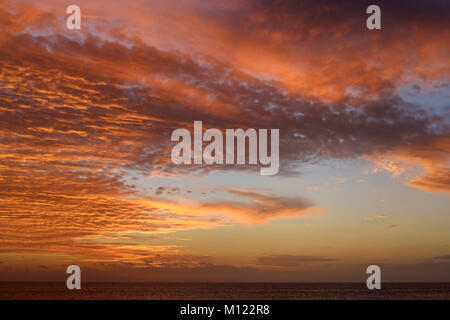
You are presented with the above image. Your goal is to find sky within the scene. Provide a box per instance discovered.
[0,0,449,282]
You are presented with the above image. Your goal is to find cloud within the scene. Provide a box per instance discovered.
[136,188,321,224]
[371,136,450,193]
[1,2,449,183]
[307,185,321,192]
[433,254,450,260]
[365,214,388,221]
[384,225,400,229]
[409,167,450,193]
[155,186,165,196]
[198,188,323,223]
[256,255,335,267]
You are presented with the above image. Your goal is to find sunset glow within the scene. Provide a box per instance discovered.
[0,0,449,283]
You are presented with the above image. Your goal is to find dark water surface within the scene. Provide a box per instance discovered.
[1,282,449,300]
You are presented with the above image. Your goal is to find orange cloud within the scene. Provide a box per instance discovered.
[370,136,450,193]
[384,225,400,229]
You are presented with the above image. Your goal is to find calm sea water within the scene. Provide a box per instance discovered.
[0,282,449,300]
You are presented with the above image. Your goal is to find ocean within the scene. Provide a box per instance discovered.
[0,282,449,300]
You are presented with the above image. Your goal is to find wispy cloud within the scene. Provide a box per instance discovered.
[365,214,389,221]
[384,225,400,229]
[256,255,335,267]
[433,254,450,260]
